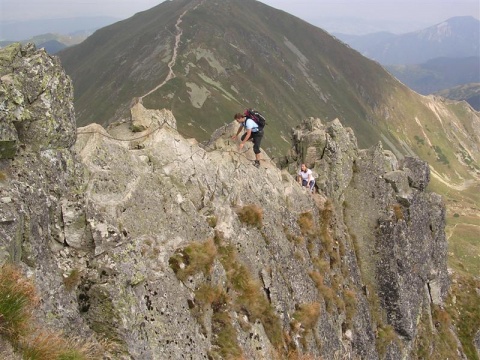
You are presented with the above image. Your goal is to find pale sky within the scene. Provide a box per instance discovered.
[1,0,479,34]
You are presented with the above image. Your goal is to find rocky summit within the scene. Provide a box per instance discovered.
[0,44,472,359]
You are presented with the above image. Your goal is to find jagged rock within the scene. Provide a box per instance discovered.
[0,43,94,349]
[0,43,460,360]
[400,156,430,191]
[0,43,76,156]
[285,119,449,352]
[130,102,177,132]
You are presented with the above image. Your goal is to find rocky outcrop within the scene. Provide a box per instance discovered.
[0,44,464,359]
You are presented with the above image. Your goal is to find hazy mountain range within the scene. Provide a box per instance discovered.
[335,16,480,108]
[335,16,480,65]
[0,16,119,41]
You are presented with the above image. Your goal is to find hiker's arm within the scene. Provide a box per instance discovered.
[239,129,252,148]
[231,125,243,139]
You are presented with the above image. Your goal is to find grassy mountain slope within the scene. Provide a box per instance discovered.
[435,83,480,111]
[59,0,479,177]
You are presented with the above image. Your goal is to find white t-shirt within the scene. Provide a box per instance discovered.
[298,168,314,181]
[243,118,259,132]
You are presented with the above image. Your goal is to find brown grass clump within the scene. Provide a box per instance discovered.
[236,205,263,229]
[169,238,217,281]
[22,331,102,360]
[0,263,38,340]
[376,324,397,356]
[0,264,105,359]
[214,233,284,350]
[292,303,321,331]
[392,204,404,221]
[344,289,358,327]
[308,271,335,314]
[297,212,315,235]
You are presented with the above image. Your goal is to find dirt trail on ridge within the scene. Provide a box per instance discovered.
[139,0,204,102]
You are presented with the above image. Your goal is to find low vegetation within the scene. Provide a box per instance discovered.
[168,238,217,281]
[445,274,480,360]
[169,230,284,358]
[236,204,263,229]
[0,263,103,359]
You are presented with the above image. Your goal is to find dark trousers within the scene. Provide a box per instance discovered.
[241,130,263,154]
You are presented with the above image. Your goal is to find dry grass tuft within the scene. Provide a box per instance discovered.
[169,238,217,281]
[297,212,315,235]
[236,205,263,229]
[0,264,105,360]
[292,303,321,331]
[0,263,38,340]
[392,204,404,221]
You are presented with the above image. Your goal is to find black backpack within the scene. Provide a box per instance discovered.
[244,109,266,130]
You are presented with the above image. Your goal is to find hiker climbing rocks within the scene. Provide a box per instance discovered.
[297,163,315,193]
[232,112,264,168]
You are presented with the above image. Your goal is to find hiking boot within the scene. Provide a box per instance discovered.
[254,160,260,168]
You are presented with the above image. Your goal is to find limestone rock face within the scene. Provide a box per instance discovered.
[0,44,462,360]
[0,43,93,348]
[0,43,76,157]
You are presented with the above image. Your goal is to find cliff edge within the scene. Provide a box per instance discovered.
[0,43,468,360]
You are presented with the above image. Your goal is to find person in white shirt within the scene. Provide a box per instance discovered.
[297,163,315,193]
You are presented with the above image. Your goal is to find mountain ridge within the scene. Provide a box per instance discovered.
[3,43,475,359]
[58,0,479,186]
[335,16,480,65]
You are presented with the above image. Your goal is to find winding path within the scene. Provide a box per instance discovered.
[139,0,204,102]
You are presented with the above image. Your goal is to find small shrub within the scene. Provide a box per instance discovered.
[0,171,7,182]
[414,135,425,145]
[236,204,263,229]
[433,145,449,165]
